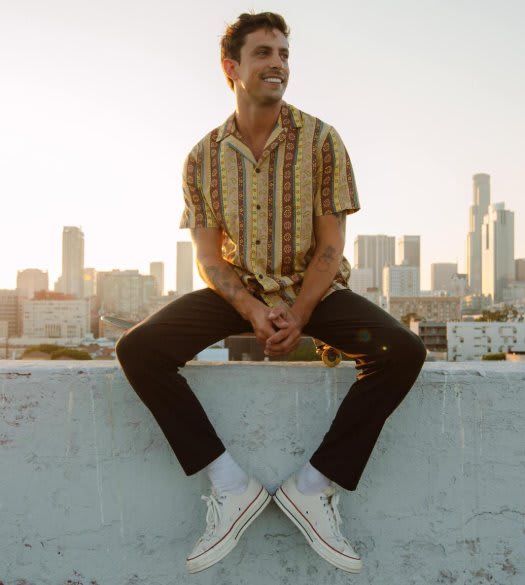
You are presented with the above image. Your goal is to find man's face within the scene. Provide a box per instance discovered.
[226,27,289,105]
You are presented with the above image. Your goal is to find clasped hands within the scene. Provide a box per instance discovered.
[250,301,306,357]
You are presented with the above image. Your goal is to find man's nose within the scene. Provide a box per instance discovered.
[269,51,285,69]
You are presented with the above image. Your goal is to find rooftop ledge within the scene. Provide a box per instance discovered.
[1,361,524,585]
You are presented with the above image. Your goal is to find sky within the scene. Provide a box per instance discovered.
[1,0,524,292]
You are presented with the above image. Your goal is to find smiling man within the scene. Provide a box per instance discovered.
[116,12,426,575]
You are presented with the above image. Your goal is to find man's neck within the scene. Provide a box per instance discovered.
[234,99,283,159]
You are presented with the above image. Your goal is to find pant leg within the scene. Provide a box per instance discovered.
[115,288,252,475]
[303,289,426,491]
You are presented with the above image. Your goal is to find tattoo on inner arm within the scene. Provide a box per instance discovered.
[203,265,244,302]
[315,245,337,272]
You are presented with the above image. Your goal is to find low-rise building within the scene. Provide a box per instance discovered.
[387,296,460,323]
[22,298,90,340]
[447,321,525,361]
[410,320,447,353]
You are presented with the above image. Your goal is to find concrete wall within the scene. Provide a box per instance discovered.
[0,361,524,585]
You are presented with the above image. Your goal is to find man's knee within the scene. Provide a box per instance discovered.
[115,323,153,369]
[388,326,426,370]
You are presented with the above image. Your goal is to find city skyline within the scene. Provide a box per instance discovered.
[1,1,524,290]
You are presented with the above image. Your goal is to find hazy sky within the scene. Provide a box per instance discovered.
[1,0,524,291]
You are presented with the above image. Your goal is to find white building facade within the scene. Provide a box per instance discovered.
[22,299,90,339]
[447,321,525,361]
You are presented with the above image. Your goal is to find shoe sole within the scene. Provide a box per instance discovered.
[186,486,272,574]
[273,488,362,573]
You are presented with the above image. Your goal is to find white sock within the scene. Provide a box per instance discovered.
[296,462,332,495]
[206,451,249,495]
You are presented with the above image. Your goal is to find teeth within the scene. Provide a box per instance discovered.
[263,77,282,83]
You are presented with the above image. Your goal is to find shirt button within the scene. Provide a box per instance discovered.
[256,204,261,210]
[258,274,263,279]
[255,167,261,173]
[256,239,261,245]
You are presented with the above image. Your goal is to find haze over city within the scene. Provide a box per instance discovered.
[1,0,524,291]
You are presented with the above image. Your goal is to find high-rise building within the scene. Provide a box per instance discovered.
[150,261,165,296]
[83,268,96,298]
[16,268,49,299]
[515,259,525,282]
[398,236,420,267]
[466,174,491,294]
[349,268,374,296]
[481,203,514,303]
[177,242,194,297]
[0,290,20,337]
[431,263,458,292]
[58,226,85,298]
[354,235,395,294]
[96,270,157,321]
[383,265,420,297]
[398,235,420,291]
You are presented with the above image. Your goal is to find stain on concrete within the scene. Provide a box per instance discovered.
[471,567,494,582]
[0,372,31,378]
[437,570,458,583]
[465,537,481,555]
[0,433,12,446]
[500,555,517,575]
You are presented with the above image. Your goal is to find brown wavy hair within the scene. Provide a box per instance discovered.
[221,12,290,89]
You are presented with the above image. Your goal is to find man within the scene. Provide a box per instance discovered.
[116,11,426,575]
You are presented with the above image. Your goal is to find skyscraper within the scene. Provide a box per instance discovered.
[176,242,194,297]
[96,270,156,321]
[59,226,85,298]
[466,174,491,294]
[431,263,458,291]
[354,235,395,294]
[398,235,421,292]
[398,236,420,268]
[150,261,165,296]
[481,203,514,303]
[383,265,420,297]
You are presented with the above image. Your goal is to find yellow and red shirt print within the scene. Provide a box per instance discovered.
[180,103,360,307]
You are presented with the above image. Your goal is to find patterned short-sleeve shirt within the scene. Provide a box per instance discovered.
[180,103,360,307]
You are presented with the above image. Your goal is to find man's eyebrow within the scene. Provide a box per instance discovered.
[251,44,289,53]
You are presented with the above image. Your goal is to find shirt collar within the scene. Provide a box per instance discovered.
[215,102,303,143]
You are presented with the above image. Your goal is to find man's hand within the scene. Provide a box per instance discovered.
[247,302,282,348]
[264,304,307,356]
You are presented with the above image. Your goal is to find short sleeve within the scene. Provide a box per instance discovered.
[313,126,360,217]
[179,147,219,229]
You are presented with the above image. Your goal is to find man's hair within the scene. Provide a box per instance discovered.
[221,12,290,89]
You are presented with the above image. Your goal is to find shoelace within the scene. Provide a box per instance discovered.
[200,492,224,542]
[321,489,347,545]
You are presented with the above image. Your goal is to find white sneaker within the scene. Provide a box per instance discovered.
[186,477,271,573]
[274,475,362,573]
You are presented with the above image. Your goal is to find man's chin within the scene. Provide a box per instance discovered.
[258,92,285,106]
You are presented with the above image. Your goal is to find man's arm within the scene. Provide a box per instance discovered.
[190,227,278,346]
[264,211,347,356]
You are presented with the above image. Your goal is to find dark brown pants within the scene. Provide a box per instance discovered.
[116,288,426,491]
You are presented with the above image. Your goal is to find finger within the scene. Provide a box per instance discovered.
[266,327,290,346]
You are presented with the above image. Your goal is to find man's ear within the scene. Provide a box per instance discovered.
[222,58,239,84]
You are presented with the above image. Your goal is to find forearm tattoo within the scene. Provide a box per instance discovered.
[203,264,244,302]
[315,245,337,272]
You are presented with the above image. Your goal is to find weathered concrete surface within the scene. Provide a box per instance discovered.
[0,361,524,585]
